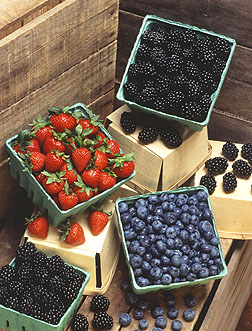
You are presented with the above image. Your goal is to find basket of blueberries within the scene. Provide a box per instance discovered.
[115,185,227,294]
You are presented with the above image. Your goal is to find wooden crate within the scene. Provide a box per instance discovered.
[194,140,252,239]
[0,0,119,219]
[106,104,211,193]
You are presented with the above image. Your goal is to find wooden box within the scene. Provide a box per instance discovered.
[194,140,252,239]
[0,0,119,220]
[106,105,211,194]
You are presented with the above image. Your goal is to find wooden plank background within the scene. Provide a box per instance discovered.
[116,2,252,143]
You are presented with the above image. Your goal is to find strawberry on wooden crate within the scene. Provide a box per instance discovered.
[5,102,136,226]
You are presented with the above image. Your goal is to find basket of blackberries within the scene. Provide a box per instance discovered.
[117,14,236,131]
[115,186,227,294]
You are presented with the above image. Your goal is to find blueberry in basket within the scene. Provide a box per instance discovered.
[117,188,225,289]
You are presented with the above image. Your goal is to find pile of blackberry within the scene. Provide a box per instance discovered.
[0,241,86,325]
[123,23,231,122]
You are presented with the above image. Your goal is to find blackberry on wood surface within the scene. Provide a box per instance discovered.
[205,157,228,175]
[200,174,217,195]
[91,294,110,312]
[120,111,136,134]
[72,313,89,331]
[138,124,159,144]
[232,159,252,178]
[92,312,114,330]
[222,141,239,161]
[241,143,252,159]
[160,127,182,148]
[223,172,237,193]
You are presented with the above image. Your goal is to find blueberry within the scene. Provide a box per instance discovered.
[126,240,131,248]
[174,207,182,217]
[186,224,195,233]
[166,238,175,249]
[155,207,164,217]
[187,272,197,281]
[171,254,182,267]
[197,189,208,201]
[176,220,184,229]
[198,266,209,278]
[174,237,183,249]
[181,204,189,213]
[180,263,190,276]
[141,260,151,273]
[119,202,129,214]
[167,307,178,320]
[125,292,139,305]
[181,244,190,255]
[137,246,147,256]
[214,257,223,266]
[139,236,151,249]
[137,299,148,311]
[165,248,174,257]
[190,215,199,225]
[202,208,213,220]
[181,255,190,264]
[135,198,147,208]
[173,249,183,257]
[164,292,176,307]
[136,277,151,287]
[209,265,220,276]
[129,206,137,217]
[168,193,177,202]
[204,230,214,240]
[149,267,163,280]
[133,308,145,320]
[161,201,170,212]
[146,214,154,224]
[208,259,214,266]
[148,194,159,205]
[188,195,198,205]
[189,231,200,244]
[210,246,220,258]
[139,319,148,330]
[198,201,208,211]
[130,254,143,268]
[200,243,212,253]
[150,258,161,268]
[189,205,200,215]
[155,316,167,329]
[180,212,191,225]
[178,193,188,203]
[183,308,195,322]
[201,253,210,263]
[168,266,180,278]
[152,329,163,331]
[151,306,163,318]
[124,229,137,240]
[149,233,158,244]
[161,255,170,266]
[123,224,131,231]
[144,252,152,262]
[148,204,156,215]
[129,240,140,253]
[137,206,149,219]
[184,293,197,308]
[134,268,143,277]
[153,220,163,233]
[210,236,220,246]
[156,240,166,253]
[161,273,172,285]
[120,280,131,292]
[171,319,183,331]
[160,224,168,235]
[121,212,132,225]
[180,229,189,242]
[150,245,161,258]
[166,226,179,239]
[119,313,132,326]
[133,220,146,233]
[159,192,169,202]
[191,262,202,274]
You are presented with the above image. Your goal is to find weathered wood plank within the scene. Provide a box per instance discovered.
[0,89,115,220]
[120,0,252,48]
[0,0,118,111]
[0,41,117,163]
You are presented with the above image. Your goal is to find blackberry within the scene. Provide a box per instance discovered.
[128,63,141,81]
[72,313,89,331]
[19,292,34,315]
[181,29,197,47]
[196,48,216,67]
[5,295,20,311]
[46,275,64,295]
[232,159,252,178]
[167,90,185,108]
[205,157,228,175]
[222,141,239,161]
[153,97,168,112]
[199,94,212,112]
[212,58,226,79]
[156,76,173,96]
[33,265,50,284]
[182,45,195,59]
[138,124,159,144]
[8,280,23,297]
[160,127,182,148]
[91,294,110,312]
[166,28,182,42]
[166,55,184,74]
[181,101,205,122]
[200,70,218,93]
[120,111,136,134]
[136,43,151,61]
[223,172,237,193]
[183,60,200,79]
[212,37,230,60]
[0,286,8,305]
[44,307,64,325]
[187,80,203,99]
[32,251,49,268]
[200,174,217,195]
[92,312,114,330]
[196,36,212,51]
[173,74,188,89]
[166,41,183,56]
[15,242,37,265]
[0,265,16,286]
[248,154,252,166]
[123,82,138,102]
[241,143,252,159]
[62,281,80,304]
[47,255,64,275]
[16,261,33,284]
[138,87,157,108]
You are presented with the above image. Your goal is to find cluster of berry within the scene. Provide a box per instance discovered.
[72,294,113,331]
[200,142,252,194]
[120,110,183,148]
[123,23,231,122]
[119,280,197,330]
[12,106,135,211]
[118,189,223,289]
[0,242,86,325]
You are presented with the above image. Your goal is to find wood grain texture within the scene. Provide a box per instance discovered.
[0,0,118,111]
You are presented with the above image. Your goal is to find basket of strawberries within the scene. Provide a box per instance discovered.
[5,102,136,226]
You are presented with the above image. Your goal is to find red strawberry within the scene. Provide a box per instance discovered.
[88,210,111,235]
[111,153,135,178]
[98,172,116,191]
[13,131,40,155]
[30,116,53,147]
[78,118,99,137]
[71,148,91,173]
[43,136,66,154]
[60,162,77,186]
[73,176,94,202]
[58,189,79,210]
[26,213,49,239]
[49,107,76,132]
[65,137,76,154]
[42,171,65,196]
[44,150,67,172]
[106,139,120,158]
[81,168,101,188]
[94,150,108,170]
[95,131,106,148]
[59,220,85,245]
[35,172,45,184]
[30,151,46,173]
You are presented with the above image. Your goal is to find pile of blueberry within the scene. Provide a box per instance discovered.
[118,189,224,289]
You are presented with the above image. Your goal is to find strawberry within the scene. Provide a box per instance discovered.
[29,151,46,173]
[110,153,135,178]
[26,212,49,239]
[49,107,76,132]
[58,182,79,210]
[35,172,45,184]
[43,135,66,154]
[88,210,111,235]
[59,219,85,245]
[65,137,76,154]
[94,150,108,170]
[95,131,106,148]
[98,172,116,191]
[41,171,65,196]
[81,168,101,188]
[29,116,53,147]
[73,175,94,202]
[13,131,40,155]
[44,150,67,172]
[105,139,120,158]
[60,162,77,186]
[78,119,99,137]
[72,147,91,173]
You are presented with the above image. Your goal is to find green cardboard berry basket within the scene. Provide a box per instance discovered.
[0,258,90,331]
[115,185,227,294]
[5,102,136,227]
[117,15,236,131]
